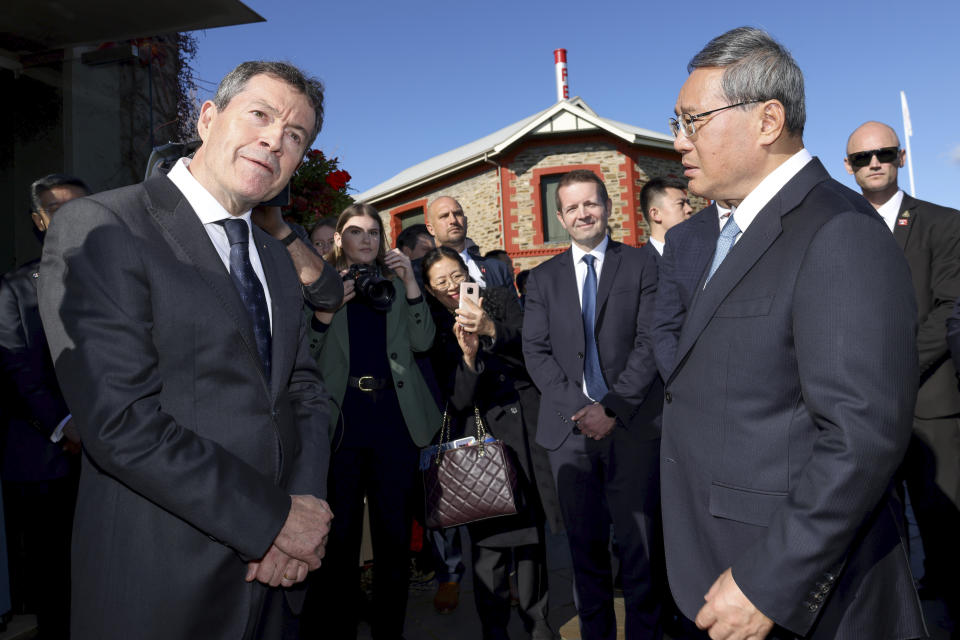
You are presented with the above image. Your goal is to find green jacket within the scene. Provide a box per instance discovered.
[307,277,441,447]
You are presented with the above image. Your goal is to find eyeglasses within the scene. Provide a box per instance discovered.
[429,272,466,290]
[669,100,764,138]
[846,146,900,169]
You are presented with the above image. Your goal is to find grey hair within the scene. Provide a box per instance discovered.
[688,27,805,136]
[213,61,325,147]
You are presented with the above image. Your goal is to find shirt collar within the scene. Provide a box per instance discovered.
[570,234,610,264]
[648,237,665,255]
[875,190,904,232]
[730,148,813,235]
[167,157,253,226]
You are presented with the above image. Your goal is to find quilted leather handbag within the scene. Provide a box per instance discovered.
[422,406,518,528]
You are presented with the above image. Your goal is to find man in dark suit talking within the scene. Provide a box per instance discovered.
[662,28,925,639]
[38,61,337,639]
[522,169,663,639]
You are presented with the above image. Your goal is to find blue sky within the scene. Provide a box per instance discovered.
[189,0,960,209]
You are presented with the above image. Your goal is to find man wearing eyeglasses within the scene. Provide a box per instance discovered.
[661,28,924,640]
[846,120,960,628]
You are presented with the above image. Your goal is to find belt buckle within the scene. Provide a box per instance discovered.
[357,376,376,392]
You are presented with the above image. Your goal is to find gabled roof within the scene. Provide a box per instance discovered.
[357,97,674,205]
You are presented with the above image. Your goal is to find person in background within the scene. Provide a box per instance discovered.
[638,177,693,256]
[396,223,435,261]
[0,173,88,639]
[845,121,960,627]
[425,196,513,288]
[301,203,440,640]
[522,169,664,640]
[310,217,337,257]
[423,246,561,640]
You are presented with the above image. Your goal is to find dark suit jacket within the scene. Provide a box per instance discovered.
[651,204,720,380]
[950,297,960,387]
[661,159,925,638]
[522,240,662,451]
[465,245,515,288]
[0,259,72,483]
[37,176,331,640]
[894,194,960,417]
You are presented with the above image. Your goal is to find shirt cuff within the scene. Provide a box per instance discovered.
[50,413,72,443]
[406,294,424,305]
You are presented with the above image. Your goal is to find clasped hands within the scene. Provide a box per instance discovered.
[245,494,334,588]
[571,402,616,440]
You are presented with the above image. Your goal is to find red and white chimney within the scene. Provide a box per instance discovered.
[554,49,568,102]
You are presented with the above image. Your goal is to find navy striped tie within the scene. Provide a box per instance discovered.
[581,254,608,400]
[223,218,272,382]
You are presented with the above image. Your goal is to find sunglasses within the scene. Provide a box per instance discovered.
[847,146,900,169]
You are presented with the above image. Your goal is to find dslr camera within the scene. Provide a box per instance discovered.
[345,264,395,312]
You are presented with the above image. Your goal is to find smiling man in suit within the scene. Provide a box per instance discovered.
[845,120,960,627]
[522,169,663,639]
[662,28,925,639]
[38,61,336,640]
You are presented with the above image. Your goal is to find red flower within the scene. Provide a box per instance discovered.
[325,170,351,191]
[307,149,324,160]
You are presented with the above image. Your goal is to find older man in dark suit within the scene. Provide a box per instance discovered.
[662,28,925,639]
[38,61,338,640]
[522,169,663,640]
[845,121,960,625]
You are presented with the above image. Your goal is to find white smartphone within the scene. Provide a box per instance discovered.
[459,281,480,310]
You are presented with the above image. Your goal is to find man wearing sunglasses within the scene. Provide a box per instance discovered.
[846,120,960,628]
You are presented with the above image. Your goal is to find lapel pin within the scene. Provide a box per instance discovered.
[901,211,910,218]
[897,219,910,226]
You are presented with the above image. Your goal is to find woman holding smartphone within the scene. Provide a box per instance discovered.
[300,203,440,640]
[421,246,562,640]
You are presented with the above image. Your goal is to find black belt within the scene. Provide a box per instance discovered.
[347,375,389,392]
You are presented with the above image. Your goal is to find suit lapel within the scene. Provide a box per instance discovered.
[893,194,917,250]
[255,227,297,397]
[143,177,270,391]
[595,241,621,323]
[669,159,830,384]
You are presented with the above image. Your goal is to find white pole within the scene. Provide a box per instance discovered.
[900,91,916,197]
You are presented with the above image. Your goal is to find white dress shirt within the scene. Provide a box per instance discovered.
[728,148,814,243]
[570,235,610,399]
[460,249,486,287]
[875,190,904,232]
[167,158,273,330]
[648,237,665,256]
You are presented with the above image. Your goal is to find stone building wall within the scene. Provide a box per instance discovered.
[378,169,502,254]
[378,136,702,274]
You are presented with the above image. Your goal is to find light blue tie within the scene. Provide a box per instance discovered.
[581,255,608,400]
[705,215,741,284]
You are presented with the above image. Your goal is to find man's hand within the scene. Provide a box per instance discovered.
[695,568,774,640]
[273,495,334,571]
[245,544,308,587]
[251,205,288,238]
[571,403,616,440]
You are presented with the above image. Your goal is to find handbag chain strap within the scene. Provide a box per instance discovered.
[434,404,489,463]
[435,407,451,465]
[473,406,487,457]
